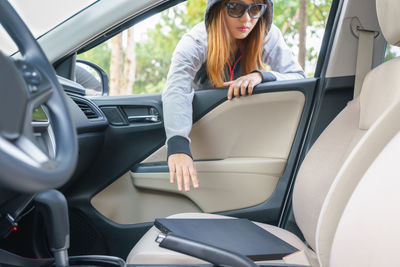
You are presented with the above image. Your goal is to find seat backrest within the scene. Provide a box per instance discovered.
[330,129,400,267]
[316,99,400,266]
[292,0,400,266]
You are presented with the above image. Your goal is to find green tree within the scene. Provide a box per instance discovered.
[182,0,207,28]
[274,0,331,37]
[134,0,206,94]
[273,0,332,76]
[385,43,398,62]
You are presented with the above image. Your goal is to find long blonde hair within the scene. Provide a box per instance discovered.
[206,0,272,87]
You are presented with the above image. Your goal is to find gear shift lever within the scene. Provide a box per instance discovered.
[35,190,69,267]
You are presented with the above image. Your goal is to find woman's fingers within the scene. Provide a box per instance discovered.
[168,153,199,191]
[227,79,243,99]
[169,161,175,183]
[233,81,241,98]
[227,85,234,100]
[241,80,249,96]
[226,73,262,100]
[223,81,234,86]
[176,166,183,191]
[189,165,199,189]
[248,80,256,95]
[183,167,191,192]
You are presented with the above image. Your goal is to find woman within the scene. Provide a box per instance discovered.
[164,0,305,192]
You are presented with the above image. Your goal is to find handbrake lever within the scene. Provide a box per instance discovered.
[156,232,257,267]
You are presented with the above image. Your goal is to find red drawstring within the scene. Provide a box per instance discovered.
[227,55,242,81]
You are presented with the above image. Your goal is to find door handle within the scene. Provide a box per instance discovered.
[128,115,160,123]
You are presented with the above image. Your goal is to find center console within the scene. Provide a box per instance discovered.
[31,190,126,267]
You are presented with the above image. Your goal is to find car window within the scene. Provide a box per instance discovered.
[384,43,400,62]
[77,0,332,96]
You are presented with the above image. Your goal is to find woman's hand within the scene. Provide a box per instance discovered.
[168,153,199,192]
[223,72,262,100]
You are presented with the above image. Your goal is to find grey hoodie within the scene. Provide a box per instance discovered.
[163,0,305,158]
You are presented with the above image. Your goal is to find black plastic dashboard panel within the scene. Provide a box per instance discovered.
[57,76,108,133]
[58,75,85,95]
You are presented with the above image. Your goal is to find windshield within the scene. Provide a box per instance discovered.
[0,0,96,55]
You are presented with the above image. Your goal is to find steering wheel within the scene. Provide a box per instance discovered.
[0,1,78,193]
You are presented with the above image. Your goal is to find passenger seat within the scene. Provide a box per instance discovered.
[330,127,400,267]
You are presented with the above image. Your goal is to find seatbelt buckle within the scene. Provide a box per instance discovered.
[155,233,166,244]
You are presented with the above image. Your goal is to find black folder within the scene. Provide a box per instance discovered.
[154,218,298,261]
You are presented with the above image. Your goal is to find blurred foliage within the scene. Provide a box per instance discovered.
[384,42,400,62]
[78,0,331,95]
[273,0,331,36]
[135,0,207,94]
[274,0,332,76]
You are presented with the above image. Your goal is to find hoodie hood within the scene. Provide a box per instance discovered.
[204,0,222,24]
[205,0,273,32]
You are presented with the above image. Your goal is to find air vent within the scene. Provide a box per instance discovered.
[73,98,99,119]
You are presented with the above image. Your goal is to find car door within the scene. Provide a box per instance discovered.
[49,0,347,260]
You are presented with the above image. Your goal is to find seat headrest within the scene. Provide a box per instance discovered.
[376,0,400,46]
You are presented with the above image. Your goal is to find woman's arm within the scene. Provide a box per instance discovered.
[163,23,206,157]
[162,23,207,191]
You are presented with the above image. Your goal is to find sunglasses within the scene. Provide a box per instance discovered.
[225,2,267,19]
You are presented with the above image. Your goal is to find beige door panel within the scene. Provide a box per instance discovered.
[132,157,286,213]
[91,91,304,224]
[91,157,285,224]
[144,91,305,162]
[91,172,201,225]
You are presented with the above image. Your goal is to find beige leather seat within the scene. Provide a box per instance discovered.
[330,130,400,267]
[127,0,400,265]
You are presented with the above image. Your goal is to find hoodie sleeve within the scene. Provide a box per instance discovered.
[162,23,207,159]
[257,24,306,81]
